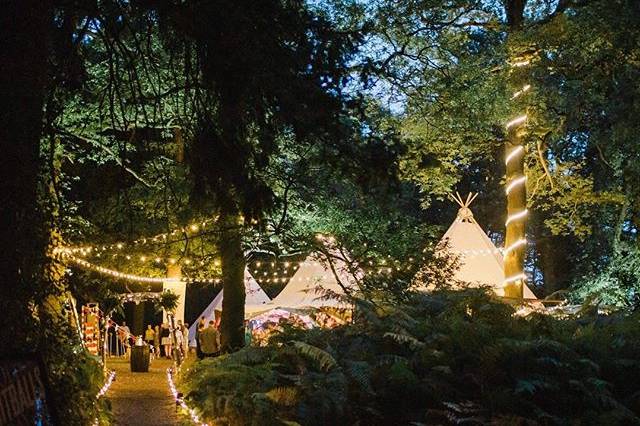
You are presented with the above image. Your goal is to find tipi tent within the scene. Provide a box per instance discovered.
[188,268,270,346]
[247,244,359,314]
[433,193,537,299]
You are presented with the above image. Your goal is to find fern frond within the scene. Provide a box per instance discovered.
[290,340,337,371]
[383,331,425,348]
[265,387,299,406]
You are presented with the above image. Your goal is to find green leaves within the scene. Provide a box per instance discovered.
[180,290,640,424]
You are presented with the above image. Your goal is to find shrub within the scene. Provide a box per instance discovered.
[181,290,640,425]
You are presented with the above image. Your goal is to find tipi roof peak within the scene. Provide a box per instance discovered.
[451,192,478,222]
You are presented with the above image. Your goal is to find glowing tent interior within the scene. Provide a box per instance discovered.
[188,268,270,345]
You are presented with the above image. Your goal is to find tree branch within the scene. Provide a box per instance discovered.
[58,129,156,188]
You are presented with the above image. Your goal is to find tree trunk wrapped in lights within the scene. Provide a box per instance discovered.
[503,0,529,300]
[504,117,528,299]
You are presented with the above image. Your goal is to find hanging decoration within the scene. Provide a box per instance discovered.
[81,303,101,356]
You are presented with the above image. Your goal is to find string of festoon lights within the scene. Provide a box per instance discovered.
[59,251,223,284]
[66,217,219,255]
[61,246,219,268]
[503,57,532,286]
[60,217,445,286]
[167,367,208,426]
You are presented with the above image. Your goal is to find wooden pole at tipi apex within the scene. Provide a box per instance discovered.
[467,192,479,207]
[449,192,463,208]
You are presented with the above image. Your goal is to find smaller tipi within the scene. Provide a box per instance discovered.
[188,268,270,346]
[247,241,359,314]
[433,193,537,299]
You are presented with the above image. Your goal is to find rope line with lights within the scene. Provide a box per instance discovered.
[63,253,176,283]
[167,367,209,426]
[96,370,116,399]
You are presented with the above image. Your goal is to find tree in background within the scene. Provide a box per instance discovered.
[367,0,638,298]
[160,0,366,349]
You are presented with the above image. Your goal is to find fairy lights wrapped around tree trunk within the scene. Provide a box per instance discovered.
[503,56,532,300]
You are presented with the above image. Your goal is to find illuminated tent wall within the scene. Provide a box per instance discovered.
[247,246,359,314]
[188,268,270,345]
[432,193,537,299]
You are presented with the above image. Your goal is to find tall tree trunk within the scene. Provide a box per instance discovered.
[503,0,529,299]
[219,209,246,352]
[503,126,527,298]
[0,0,52,352]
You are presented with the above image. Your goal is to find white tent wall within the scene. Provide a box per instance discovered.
[188,268,270,346]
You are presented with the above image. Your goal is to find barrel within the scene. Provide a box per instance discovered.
[130,345,150,372]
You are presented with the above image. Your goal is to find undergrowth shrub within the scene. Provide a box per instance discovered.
[181,289,640,425]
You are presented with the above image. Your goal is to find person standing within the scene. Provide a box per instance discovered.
[180,321,189,357]
[161,323,172,359]
[199,321,220,358]
[174,323,184,357]
[244,320,253,347]
[144,324,155,345]
[154,324,160,354]
[195,316,205,359]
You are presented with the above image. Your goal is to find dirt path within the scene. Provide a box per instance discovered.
[105,357,180,426]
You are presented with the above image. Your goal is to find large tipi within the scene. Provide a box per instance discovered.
[188,268,270,346]
[435,193,537,299]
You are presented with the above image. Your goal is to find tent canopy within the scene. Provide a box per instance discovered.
[188,268,270,346]
[247,242,359,314]
[429,193,537,299]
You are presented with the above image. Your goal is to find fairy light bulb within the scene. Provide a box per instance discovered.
[505,176,526,195]
[506,114,527,129]
[505,209,528,226]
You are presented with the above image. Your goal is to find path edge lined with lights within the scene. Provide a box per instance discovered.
[167,367,209,426]
[93,370,116,426]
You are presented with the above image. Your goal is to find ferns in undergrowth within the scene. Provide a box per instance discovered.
[181,289,640,425]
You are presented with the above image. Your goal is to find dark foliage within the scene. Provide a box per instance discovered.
[182,290,640,425]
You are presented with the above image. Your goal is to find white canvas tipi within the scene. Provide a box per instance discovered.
[247,243,359,314]
[188,268,270,346]
[435,193,537,299]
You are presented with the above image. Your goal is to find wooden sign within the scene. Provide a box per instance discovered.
[0,360,49,425]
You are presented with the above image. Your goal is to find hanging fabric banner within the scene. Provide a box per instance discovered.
[81,303,101,356]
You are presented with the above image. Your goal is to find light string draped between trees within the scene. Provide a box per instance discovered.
[58,212,525,286]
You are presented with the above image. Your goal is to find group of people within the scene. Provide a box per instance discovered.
[106,320,190,359]
[109,313,322,360]
[143,321,190,359]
